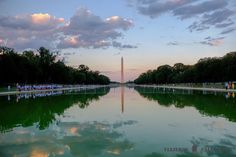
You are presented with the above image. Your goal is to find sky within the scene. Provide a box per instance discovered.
[0,0,236,81]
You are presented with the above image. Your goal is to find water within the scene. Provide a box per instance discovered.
[0,86,236,157]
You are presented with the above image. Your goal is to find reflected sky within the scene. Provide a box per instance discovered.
[0,86,236,157]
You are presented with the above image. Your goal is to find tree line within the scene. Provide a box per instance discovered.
[134,86,236,122]
[0,46,110,85]
[134,52,236,84]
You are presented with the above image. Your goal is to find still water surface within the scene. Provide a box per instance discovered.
[0,86,236,157]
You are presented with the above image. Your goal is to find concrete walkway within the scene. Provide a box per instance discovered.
[0,85,112,96]
[1,84,235,96]
[134,85,236,93]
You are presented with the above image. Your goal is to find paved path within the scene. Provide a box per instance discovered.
[0,85,113,96]
[1,84,235,96]
[134,85,236,93]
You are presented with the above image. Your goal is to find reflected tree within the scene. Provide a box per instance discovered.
[134,87,236,122]
[0,87,110,132]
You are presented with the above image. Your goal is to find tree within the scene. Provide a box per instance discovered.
[134,52,236,84]
[78,65,89,73]
[154,65,173,84]
[0,46,110,85]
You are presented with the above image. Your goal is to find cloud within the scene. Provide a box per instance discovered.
[216,21,234,28]
[57,8,134,49]
[137,0,197,18]
[173,0,228,19]
[167,41,179,46]
[0,8,135,50]
[188,9,235,32]
[129,0,236,32]
[190,8,235,33]
[0,13,64,50]
[63,52,76,56]
[199,36,224,46]
[112,41,137,49]
[220,28,236,34]
[0,13,64,30]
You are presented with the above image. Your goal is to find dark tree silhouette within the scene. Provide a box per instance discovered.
[134,52,236,84]
[0,46,110,85]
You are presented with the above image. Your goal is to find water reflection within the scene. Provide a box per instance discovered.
[134,86,236,122]
[121,85,124,113]
[0,121,134,157]
[0,87,110,132]
[0,86,236,157]
[225,92,235,99]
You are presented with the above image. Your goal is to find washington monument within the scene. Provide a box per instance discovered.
[121,57,124,113]
[121,57,124,84]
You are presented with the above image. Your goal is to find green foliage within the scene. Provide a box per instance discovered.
[0,46,110,85]
[0,87,110,132]
[135,86,236,122]
[134,52,236,84]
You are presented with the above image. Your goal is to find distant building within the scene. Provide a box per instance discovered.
[121,57,124,84]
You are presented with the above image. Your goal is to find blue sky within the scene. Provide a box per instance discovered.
[0,0,236,81]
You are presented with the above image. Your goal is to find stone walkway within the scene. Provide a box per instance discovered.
[134,85,236,93]
[0,85,112,96]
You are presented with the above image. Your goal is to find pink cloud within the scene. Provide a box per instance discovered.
[0,8,135,50]
[200,37,224,46]
[209,38,224,46]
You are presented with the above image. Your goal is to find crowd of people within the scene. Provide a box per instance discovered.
[16,84,63,91]
[225,82,235,90]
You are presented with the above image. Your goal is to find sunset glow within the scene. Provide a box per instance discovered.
[0,0,235,81]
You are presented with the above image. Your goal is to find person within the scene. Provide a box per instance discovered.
[232,83,235,89]
[228,82,231,90]
[8,85,11,91]
[225,82,228,90]
[16,83,21,91]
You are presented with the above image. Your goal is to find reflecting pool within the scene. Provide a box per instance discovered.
[0,86,236,157]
